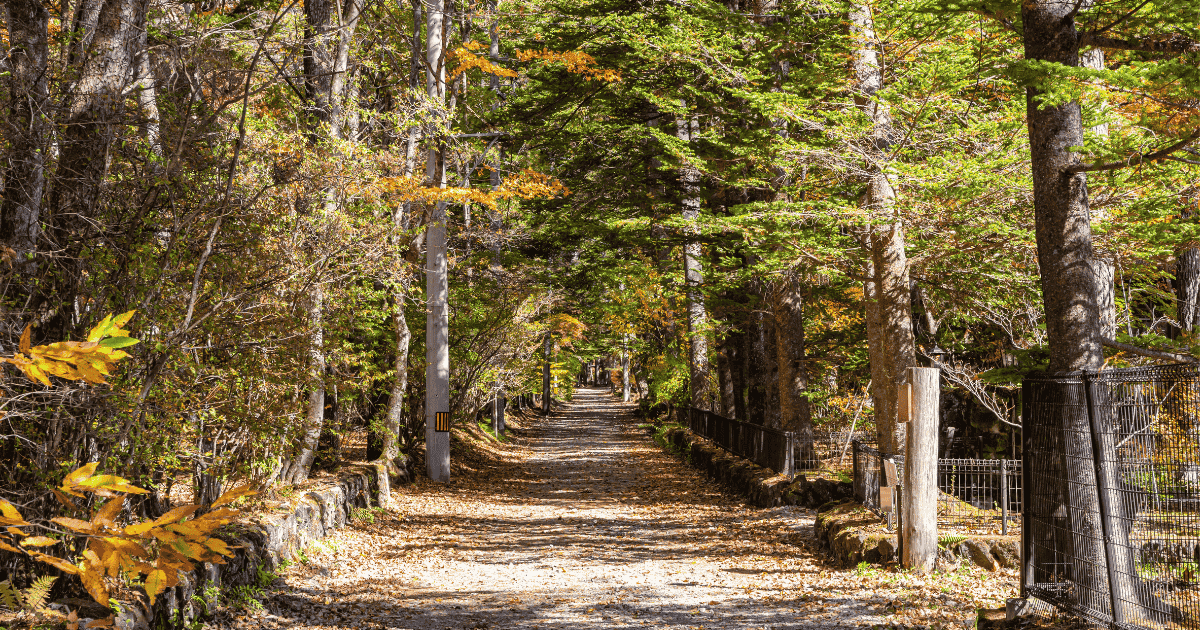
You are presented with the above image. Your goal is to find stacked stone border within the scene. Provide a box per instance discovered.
[647,425,852,509]
[151,459,410,628]
[644,423,1019,573]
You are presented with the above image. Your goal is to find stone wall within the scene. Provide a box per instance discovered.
[813,500,1019,571]
[151,462,405,629]
[653,426,853,510]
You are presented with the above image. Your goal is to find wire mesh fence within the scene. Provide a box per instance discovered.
[813,429,875,462]
[852,441,1022,534]
[1023,364,1200,630]
[678,407,795,477]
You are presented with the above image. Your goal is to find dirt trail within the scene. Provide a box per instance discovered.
[228,388,1010,630]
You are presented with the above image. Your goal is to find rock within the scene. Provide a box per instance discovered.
[935,548,961,572]
[877,536,897,562]
[990,540,1019,569]
[964,539,999,571]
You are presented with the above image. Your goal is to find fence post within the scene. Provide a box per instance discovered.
[1000,459,1008,536]
[784,431,795,479]
[902,367,939,573]
[1081,370,1127,627]
[852,440,861,502]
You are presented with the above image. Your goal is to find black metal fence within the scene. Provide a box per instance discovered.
[678,407,795,477]
[852,441,1022,534]
[1023,364,1200,630]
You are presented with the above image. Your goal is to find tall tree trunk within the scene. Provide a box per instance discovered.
[1021,2,1165,623]
[1,0,49,274]
[49,0,147,262]
[542,335,552,411]
[1081,48,1116,339]
[851,3,914,455]
[746,297,769,426]
[726,302,748,421]
[678,110,710,411]
[424,0,450,482]
[382,0,424,463]
[285,0,362,483]
[1178,204,1200,333]
[774,272,815,467]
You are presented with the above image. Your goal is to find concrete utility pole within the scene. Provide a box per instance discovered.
[901,367,939,572]
[424,0,450,483]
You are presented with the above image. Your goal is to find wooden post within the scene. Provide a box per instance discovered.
[902,367,939,572]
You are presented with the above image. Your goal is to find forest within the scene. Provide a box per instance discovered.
[0,0,1197,621]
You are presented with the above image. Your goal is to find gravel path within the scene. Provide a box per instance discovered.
[232,388,1011,630]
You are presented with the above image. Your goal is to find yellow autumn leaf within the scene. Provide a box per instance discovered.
[31,552,79,575]
[19,324,31,354]
[19,536,59,547]
[65,463,99,486]
[205,538,232,557]
[51,517,94,533]
[210,485,255,508]
[144,569,168,604]
[152,505,200,526]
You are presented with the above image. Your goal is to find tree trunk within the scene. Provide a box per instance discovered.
[622,334,631,402]
[1081,49,1116,340]
[851,3,914,455]
[1,0,49,274]
[678,109,710,411]
[746,300,769,426]
[282,287,325,484]
[285,0,361,484]
[383,2,423,463]
[1022,2,1160,622]
[1177,202,1200,334]
[424,0,450,482]
[1022,2,1102,373]
[50,0,148,253]
[542,335,552,412]
[774,272,815,467]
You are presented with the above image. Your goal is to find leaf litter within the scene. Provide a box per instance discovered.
[201,388,1022,629]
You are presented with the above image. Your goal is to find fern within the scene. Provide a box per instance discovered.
[23,575,56,611]
[0,580,20,611]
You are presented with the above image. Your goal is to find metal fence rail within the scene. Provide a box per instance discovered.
[679,407,795,478]
[1023,364,1200,630]
[852,441,1022,534]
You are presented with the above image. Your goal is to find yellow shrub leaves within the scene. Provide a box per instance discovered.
[448,41,518,80]
[447,40,621,83]
[1,465,254,613]
[1,311,138,387]
[515,48,622,82]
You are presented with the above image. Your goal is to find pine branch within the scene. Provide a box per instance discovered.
[1080,32,1200,55]
[1063,127,1200,174]
[1101,337,1200,364]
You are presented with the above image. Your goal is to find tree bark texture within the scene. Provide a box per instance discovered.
[1022,0,1102,373]
[774,273,815,467]
[281,286,325,484]
[1177,204,1200,333]
[1081,49,1116,340]
[50,0,148,250]
[678,111,711,411]
[1022,2,1156,622]
[542,335,552,412]
[1,0,49,273]
[424,0,450,483]
[851,3,914,455]
[746,302,770,426]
